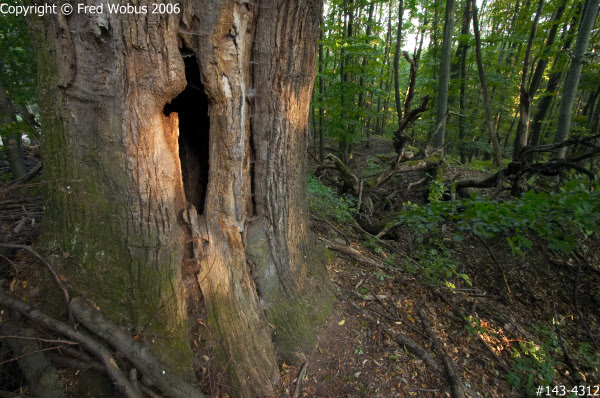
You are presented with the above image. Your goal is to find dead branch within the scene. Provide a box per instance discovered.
[0,321,64,398]
[455,137,600,197]
[518,133,600,160]
[434,290,511,374]
[315,154,359,195]
[0,288,140,398]
[553,304,586,384]
[69,297,205,398]
[473,235,512,302]
[0,162,43,196]
[310,214,351,244]
[347,301,440,372]
[418,308,466,398]
[319,238,390,270]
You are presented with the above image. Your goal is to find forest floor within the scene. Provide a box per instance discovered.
[0,138,599,397]
[275,137,600,398]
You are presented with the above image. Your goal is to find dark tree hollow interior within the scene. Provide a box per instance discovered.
[163,50,210,214]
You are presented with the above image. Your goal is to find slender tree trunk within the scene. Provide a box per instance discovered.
[553,0,600,158]
[513,0,545,161]
[432,0,439,81]
[29,1,332,396]
[376,3,393,135]
[393,0,405,122]
[434,0,457,150]
[472,0,503,166]
[0,81,27,179]
[457,0,472,164]
[319,16,325,162]
[357,1,375,112]
[528,4,582,153]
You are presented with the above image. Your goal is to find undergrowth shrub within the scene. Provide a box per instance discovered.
[394,176,600,256]
[394,175,600,285]
[307,175,356,223]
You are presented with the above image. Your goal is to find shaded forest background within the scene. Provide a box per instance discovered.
[1,0,600,396]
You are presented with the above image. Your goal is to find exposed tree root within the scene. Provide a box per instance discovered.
[292,362,308,398]
[69,297,205,398]
[0,288,140,398]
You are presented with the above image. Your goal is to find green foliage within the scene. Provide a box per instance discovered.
[427,178,446,202]
[576,342,600,373]
[307,175,356,223]
[465,315,487,335]
[373,269,391,281]
[392,176,600,257]
[507,325,560,393]
[363,157,385,176]
[0,0,38,142]
[404,237,471,286]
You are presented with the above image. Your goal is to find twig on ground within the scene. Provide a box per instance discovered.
[472,234,512,302]
[319,238,391,270]
[346,299,440,372]
[434,290,510,374]
[553,303,586,384]
[418,308,466,398]
[364,286,399,320]
[571,254,598,349]
[310,214,351,244]
[0,162,43,196]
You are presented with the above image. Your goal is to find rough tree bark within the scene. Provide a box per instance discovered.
[552,0,600,158]
[28,0,332,396]
[471,0,503,167]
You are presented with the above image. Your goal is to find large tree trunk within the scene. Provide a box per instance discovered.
[28,1,331,396]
